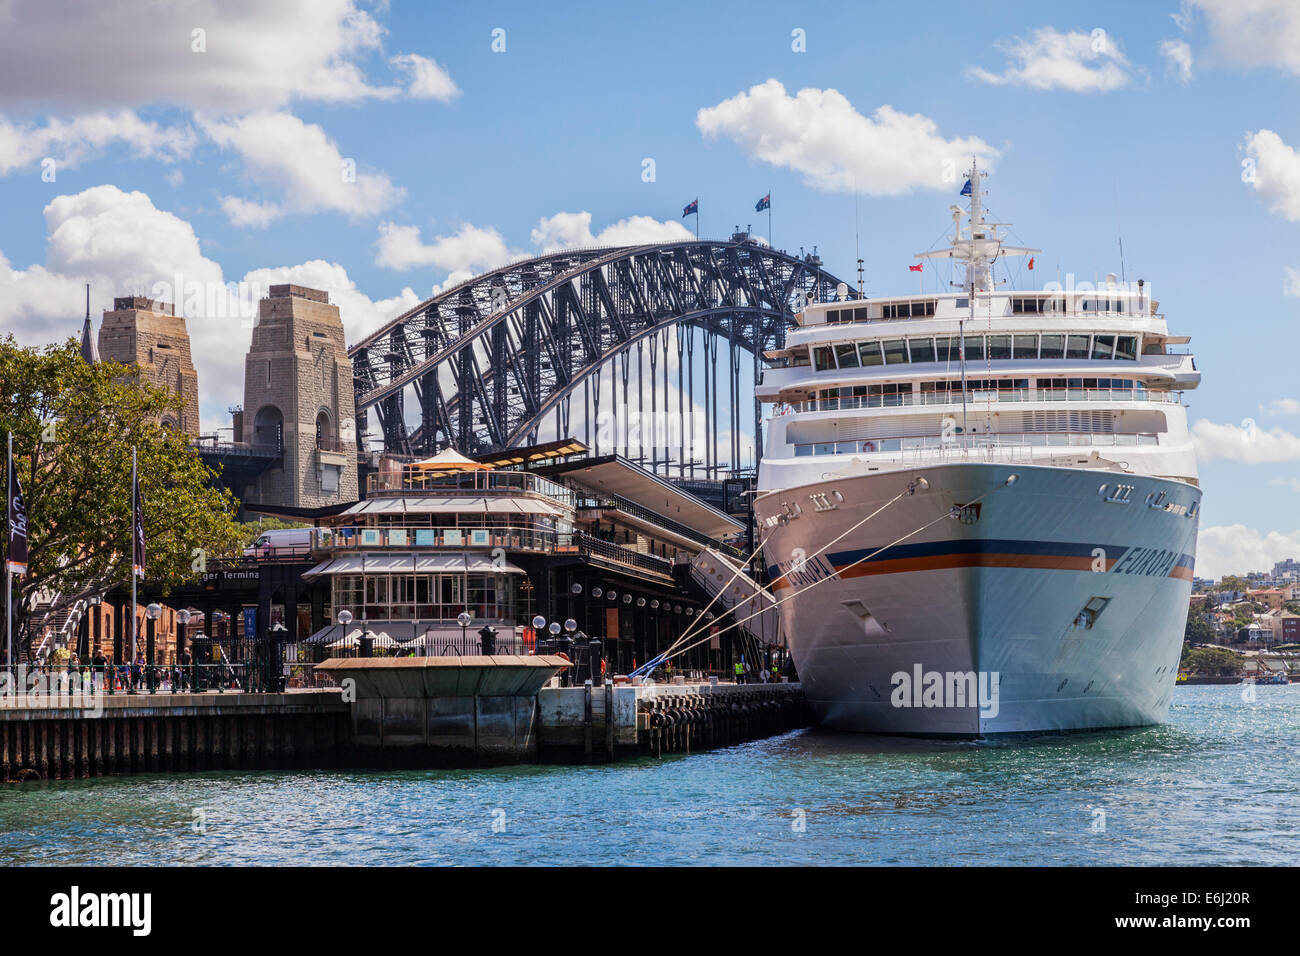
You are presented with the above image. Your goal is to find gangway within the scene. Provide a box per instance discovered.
[688,547,783,652]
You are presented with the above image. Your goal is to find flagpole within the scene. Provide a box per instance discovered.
[131,445,137,662]
[768,190,772,248]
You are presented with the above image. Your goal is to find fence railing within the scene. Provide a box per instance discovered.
[782,387,1183,415]
[366,469,575,506]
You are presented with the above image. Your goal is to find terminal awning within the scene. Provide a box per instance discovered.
[340,496,567,517]
[303,552,526,578]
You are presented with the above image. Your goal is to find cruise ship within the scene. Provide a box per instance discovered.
[753,165,1201,735]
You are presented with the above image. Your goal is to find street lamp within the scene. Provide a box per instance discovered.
[458,611,472,652]
[145,603,162,690]
[176,608,191,658]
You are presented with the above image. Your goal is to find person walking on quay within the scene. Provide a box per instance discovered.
[130,654,144,693]
[180,646,193,691]
[90,649,106,692]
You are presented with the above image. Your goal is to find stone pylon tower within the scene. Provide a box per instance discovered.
[97,296,200,436]
[241,284,357,508]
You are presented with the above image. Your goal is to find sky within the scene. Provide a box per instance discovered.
[1,0,1299,577]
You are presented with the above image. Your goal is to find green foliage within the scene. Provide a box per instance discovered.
[1184,606,1216,644]
[0,336,244,650]
[238,517,308,548]
[1180,646,1244,677]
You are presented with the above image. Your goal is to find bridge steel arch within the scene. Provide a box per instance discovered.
[348,238,853,474]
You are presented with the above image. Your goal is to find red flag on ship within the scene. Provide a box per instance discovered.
[908,263,923,272]
[1028,256,1035,270]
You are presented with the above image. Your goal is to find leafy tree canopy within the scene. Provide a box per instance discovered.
[1,336,243,652]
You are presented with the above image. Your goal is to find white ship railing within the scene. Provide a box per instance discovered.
[791,431,1161,460]
[780,387,1183,414]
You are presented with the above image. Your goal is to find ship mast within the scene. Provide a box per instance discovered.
[915,161,1038,447]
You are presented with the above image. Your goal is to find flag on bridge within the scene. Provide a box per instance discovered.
[755,193,770,212]
[5,435,26,576]
[908,263,923,272]
[682,198,698,218]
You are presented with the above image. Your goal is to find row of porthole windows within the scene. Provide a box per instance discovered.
[811,333,1140,372]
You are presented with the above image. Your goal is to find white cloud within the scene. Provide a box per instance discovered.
[390,54,459,102]
[696,79,997,196]
[1190,0,1300,76]
[1192,418,1300,463]
[966,27,1131,92]
[1261,398,1300,416]
[1198,524,1300,579]
[200,111,403,223]
[0,0,401,111]
[0,184,418,431]
[530,211,693,252]
[1285,267,1300,297]
[219,196,283,229]
[1268,477,1300,493]
[0,110,195,175]
[1242,130,1300,223]
[1159,38,1194,83]
[374,221,514,273]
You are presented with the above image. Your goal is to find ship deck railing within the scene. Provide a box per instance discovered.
[790,431,1162,462]
[780,387,1183,415]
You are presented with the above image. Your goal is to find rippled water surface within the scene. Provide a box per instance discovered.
[1,685,1296,865]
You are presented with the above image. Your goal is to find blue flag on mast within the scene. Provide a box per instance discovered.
[682,198,698,218]
[960,178,972,197]
[755,193,770,212]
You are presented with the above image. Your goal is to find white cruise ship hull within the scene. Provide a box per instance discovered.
[755,461,1199,736]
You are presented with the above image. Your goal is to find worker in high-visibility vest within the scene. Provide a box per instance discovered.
[733,659,745,685]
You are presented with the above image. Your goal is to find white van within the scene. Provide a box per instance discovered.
[244,527,313,557]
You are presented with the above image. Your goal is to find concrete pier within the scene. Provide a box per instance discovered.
[1,665,811,781]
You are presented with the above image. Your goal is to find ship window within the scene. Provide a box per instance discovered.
[1013,334,1038,359]
[908,337,936,363]
[827,310,840,324]
[814,346,836,371]
[987,335,1011,360]
[1066,335,1090,359]
[858,341,884,366]
[834,343,860,368]
[853,307,870,322]
[882,339,908,364]
[1092,335,1115,360]
[936,336,959,362]
[955,297,969,310]
[1040,334,1065,358]
[1115,335,1137,361]
[1012,297,1042,314]
[963,335,985,361]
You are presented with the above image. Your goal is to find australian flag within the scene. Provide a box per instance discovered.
[755,193,770,212]
[960,178,972,197]
[682,198,698,218]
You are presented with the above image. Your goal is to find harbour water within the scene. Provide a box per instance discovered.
[1,685,1295,866]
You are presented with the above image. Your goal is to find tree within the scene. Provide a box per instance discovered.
[1184,605,1216,644]
[0,336,244,655]
[1180,646,1244,677]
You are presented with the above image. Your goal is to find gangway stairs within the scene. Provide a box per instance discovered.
[688,547,783,656]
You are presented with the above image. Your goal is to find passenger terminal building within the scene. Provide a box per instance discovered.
[291,441,750,675]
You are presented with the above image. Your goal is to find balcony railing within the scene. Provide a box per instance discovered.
[366,469,574,507]
[781,387,1182,415]
[574,491,721,549]
[314,524,559,553]
[311,525,677,576]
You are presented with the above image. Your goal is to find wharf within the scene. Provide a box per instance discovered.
[0,658,809,781]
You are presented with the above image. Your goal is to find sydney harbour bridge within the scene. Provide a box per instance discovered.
[349,232,853,477]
